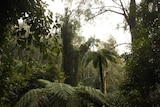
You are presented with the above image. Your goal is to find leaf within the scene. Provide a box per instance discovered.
[15,61,24,68]
[48,82,75,101]
[82,51,98,67]
[93,60,98,68]
[16,80,107,107]
[76,85,107,106]
[15,89,45,107]
[56,23,61,28]
[38,79,53,88]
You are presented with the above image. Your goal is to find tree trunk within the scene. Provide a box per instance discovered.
[0,26,6,48]
[61,13,74,85]
[98,55,104,94]
[103,70,107,95]
[61,9,79,86]
[119,0,137,43]
[128,0,136,43]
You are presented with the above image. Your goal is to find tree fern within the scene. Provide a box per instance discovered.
[15,79,108,107]
[81,49,117,94]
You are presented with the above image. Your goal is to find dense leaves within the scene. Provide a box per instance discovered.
[0,0,52,46]
[0,1,64,106]
[4,0,160,106]
[15,79,108,107]
[121,0,160,106]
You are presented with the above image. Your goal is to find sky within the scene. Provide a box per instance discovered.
[44,0,141,54]
[80,11,131,54]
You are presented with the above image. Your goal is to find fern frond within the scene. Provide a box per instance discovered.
[29,90,53,107]
[101,49,117,62]
[82,51,98,67]
[48,82,75,101]
[15,80,108,107]
[66,94,81,107]
[38,79,53,88]
[15,88,45,107]
[44,82,77,107]
[76,85,108,106]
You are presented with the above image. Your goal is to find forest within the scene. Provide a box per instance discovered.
[0,0,160,107]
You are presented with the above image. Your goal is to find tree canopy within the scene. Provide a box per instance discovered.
[0,0,52,46]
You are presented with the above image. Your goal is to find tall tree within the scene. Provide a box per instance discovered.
[61,8,80,86]
[84,0,136,42]
[60,2,97,85]
[121,0,160,106]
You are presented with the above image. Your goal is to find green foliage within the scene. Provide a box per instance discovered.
[0,19,64,106]
[105,91,128,107]
[15,79,108,107]
[76,85,106,105]
[82,41,118,95]
[121,0,160,106]
[47,83,75,101]
[0,0,53,46]
[60,8,98,86]
[122,35,159,106]
[106,60,125,92]
[82,49,117,69]
[60,8,80,86]
[15,89,45,107]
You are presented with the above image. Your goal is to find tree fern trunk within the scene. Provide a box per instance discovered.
[98,55,104,94]
[103,70,106,95]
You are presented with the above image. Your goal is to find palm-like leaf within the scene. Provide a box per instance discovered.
[99,49,117,67]
[15,88,47,107]
[15,79,108,107]
[48,82,75,101]
[82,49,117,69]
[82,51,98,67]
[76,85,107,106]
[38,79,53,88]
[38,79,75,101]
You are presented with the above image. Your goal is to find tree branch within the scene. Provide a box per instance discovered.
[87,9,124,21]
[112,0,122,7]
[87,0,129,21]
[90,6,123,10]
[111,43,131,50]
[119,0,129,24]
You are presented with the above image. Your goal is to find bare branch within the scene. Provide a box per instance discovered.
[112,0,122,7]
[87,9,124,21]
[119,0,129,22]
[90,5,122,10]
[111,43,131,50]
[85,0,129,22]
